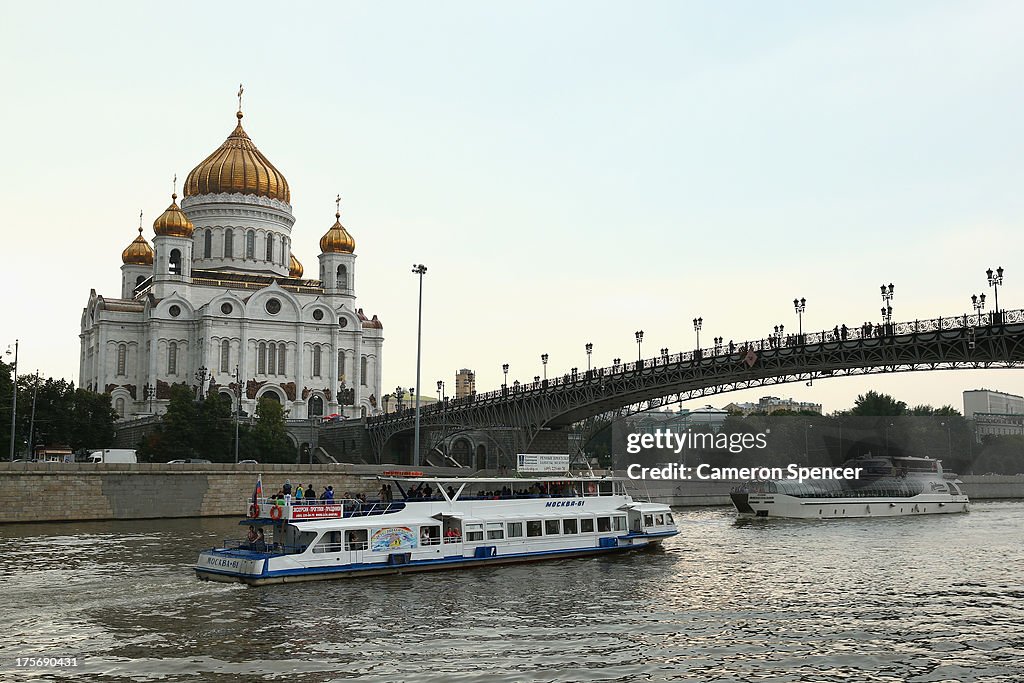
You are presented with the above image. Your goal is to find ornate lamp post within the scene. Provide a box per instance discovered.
[635,330,644,363]
[613,357,621,370]
[987,267,1004,319]
[143,383,155,414]
[881,283,894,331]
[972,293,986,323]
[585,343,593,371]
[231,366,242,463]
[395,385,405,412]
[436,380,445,402]
[195,366,210,400]
[502,363,509,389]
[411,263,427,467]
[714,336,723,354]
[693,317,702,350]
[773,324,785,347]
[660,347,669,364]
[541,353,548,381]
[793,298,806,340]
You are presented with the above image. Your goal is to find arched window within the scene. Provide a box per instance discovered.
[281,238,288,265]
[308,395,324,417]
[257,342,267,375]
[220,339,230,373]
[268,342,277,375]
[169,249,182,275]
[115,397,125,418]
[337,350,346,382]
[168,342,178,375]
[266,234,274,262]
[312,345,322,377]
[246,230,255,259]
[278,344,286,376]
[337,264,348,289]
[135,275,145,289]
[224,229,234,258]
[116,344,127,376]
[204,229,212,258]
[360,356,368,386]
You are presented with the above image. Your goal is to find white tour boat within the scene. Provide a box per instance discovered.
[730,455,970,519]
[196,475,678,585]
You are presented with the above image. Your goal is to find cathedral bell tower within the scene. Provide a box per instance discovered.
[120,212,154,298]
[318,195,357,300]
[151,184,195,298]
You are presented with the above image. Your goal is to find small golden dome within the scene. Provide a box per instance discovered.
[122,227,154,265]
[153,193,194,237]
[289,252,304,278]
[320,210,356,254]
[184,111,290,203]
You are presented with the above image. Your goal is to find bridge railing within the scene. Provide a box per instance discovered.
[367,308,1024,426]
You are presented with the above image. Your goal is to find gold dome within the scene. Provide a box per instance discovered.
[320,210,356,254]
[122,227,154,265]
[184,111,290,203]
[289,253,304,278]
[153,193,194,237]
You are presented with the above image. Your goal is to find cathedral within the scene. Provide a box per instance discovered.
[80,99,384,421]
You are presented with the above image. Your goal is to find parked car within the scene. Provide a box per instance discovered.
[238,459,258,464]
[167,458,213,464]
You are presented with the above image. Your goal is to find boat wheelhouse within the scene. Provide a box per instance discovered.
[196,475,678,585]
[730,455,970,519]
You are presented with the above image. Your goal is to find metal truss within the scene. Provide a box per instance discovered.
[367,310,1024,457]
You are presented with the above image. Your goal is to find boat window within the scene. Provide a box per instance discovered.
[527,521,543,537]
[614,516,627,531]
[665,513,674,525]
[599,482,614,496]
[313,531,343,554]
[420,525,441,546]
[563,519,578,534]
[486,523,505,540]
[465,523,484,542]
[643,514,654,527]
[655,514,664,526]
[580,518,595,533]
[544,520,560,535]
[344,529,368,551]
[507,522,524,538]
[597,517,611,532]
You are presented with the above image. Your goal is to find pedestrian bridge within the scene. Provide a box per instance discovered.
[364,309,1024,462]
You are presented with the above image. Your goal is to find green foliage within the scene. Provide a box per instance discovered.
[242,398,294,463]
[140,385,237,462]
[851,391,908,417]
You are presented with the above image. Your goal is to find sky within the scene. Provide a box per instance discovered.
[1,1,1022,414]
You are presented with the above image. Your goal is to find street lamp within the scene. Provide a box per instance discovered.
[635,330,644,362]
[411,263,428,466]
[714,337,723,354]
[613,357,621,370]
[437,380,445,402]
[805,424,813,458]
[143,383,155,414]
[585,343,593,371]
[5,339,17,462]
[231,366,242,463]
[195,366,210,400]
[972,293,986,323]
[395,385,405,411]
[773,324,785,347]
[502,363,509,389]
[660,347,669,363]
[940,421,952,461]
[987,267,1004,319]
[885,422,895,457]
[541,353,548,381]
[793,298,806,339]
[693,317,702,350]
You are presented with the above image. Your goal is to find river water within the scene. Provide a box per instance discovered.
[1,502,1022,682]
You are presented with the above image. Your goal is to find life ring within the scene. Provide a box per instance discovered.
[270,505,283,521]
[587,484,597,495]
[249,503,260,518]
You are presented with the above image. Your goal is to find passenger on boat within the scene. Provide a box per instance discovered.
[306,485,317,502]
[446,485,455,499]
[295,485,304,504]
[322,486,334,502]
[283,480,292,503]
[253,528,267,552]
[246,525,258,547]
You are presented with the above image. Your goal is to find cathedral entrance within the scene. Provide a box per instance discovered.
[308,395,324,417]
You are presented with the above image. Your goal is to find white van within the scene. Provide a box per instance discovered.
[89,449,138,464]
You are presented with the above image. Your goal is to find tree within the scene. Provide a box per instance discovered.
[242,398,294,463]
[195,392,233,461]
[851,391,908,417]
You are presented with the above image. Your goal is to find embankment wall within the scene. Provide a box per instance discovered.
[0,463,461,524]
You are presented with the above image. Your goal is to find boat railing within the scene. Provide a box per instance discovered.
[253,498,407,517]
[221,539,306,555]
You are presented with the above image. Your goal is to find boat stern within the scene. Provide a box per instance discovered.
[195,549,267,583]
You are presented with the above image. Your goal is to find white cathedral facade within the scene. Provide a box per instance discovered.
[80,105,384,421]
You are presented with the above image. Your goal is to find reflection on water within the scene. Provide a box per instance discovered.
[2,503,1023,681]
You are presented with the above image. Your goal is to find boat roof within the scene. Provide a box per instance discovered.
[371,475,626,483]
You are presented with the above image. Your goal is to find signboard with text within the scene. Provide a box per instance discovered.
[517,453,570,473]
[289,505,344,520]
